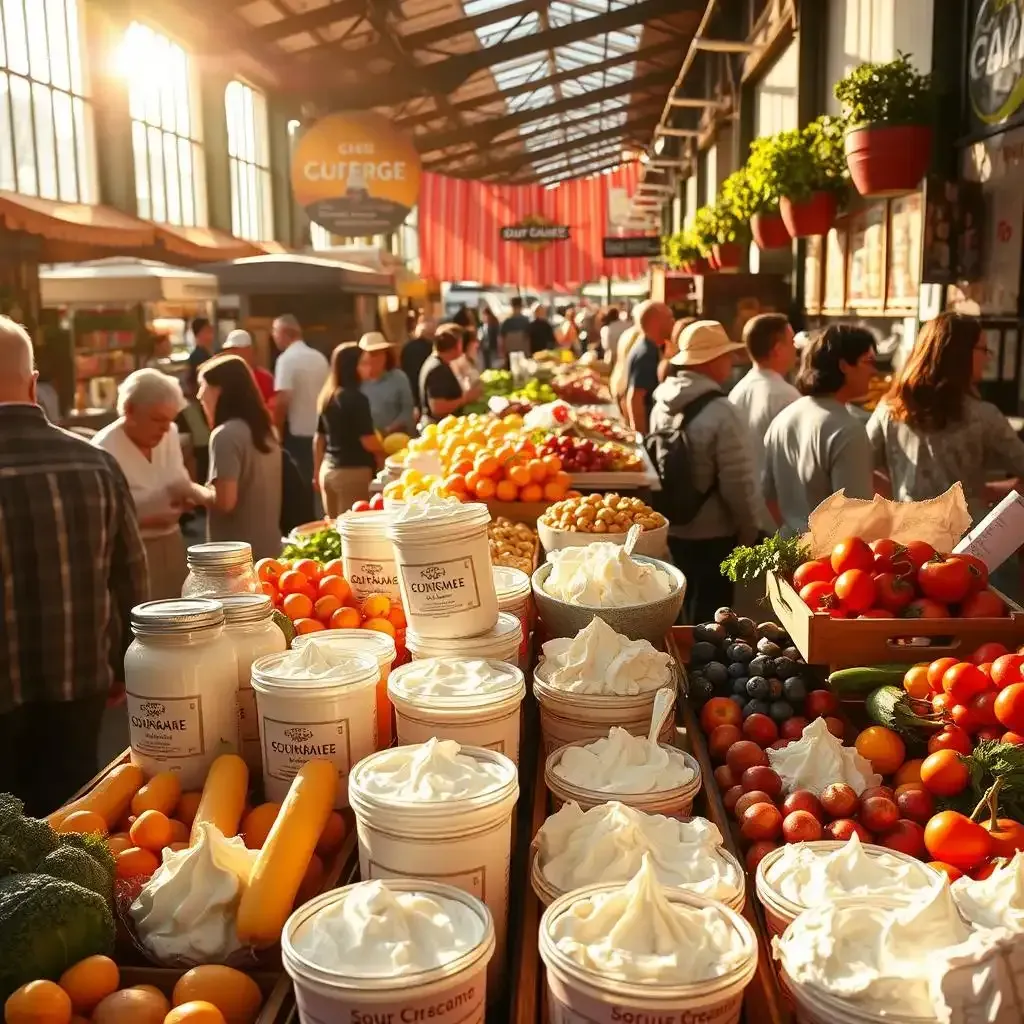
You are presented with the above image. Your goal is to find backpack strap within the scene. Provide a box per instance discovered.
[679,389,725,425]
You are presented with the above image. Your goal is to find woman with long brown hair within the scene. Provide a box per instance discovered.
[314,343,385,516]
[868,312,1024,520]
[197,354,282,559]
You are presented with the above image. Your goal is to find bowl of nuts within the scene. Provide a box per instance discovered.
[488,517,539,574]
[537,494,669,558]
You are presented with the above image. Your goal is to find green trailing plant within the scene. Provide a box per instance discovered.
[742,137,784,213]
[707,172,752,244]
[663,228,703,268]
[834,51,934,127]
[691,206,719,251]
[751,116,849,202]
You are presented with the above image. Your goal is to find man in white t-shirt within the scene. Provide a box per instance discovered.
[272,314,329,499]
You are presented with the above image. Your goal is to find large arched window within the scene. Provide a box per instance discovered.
[123,21,205,226]
[0,0,95,202]
[225,80,272,241]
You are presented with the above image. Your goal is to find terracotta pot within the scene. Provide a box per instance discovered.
[711,242,743,272]
[692,257,712,275]
[844,123,933,196]
[779,191,838,237]
[706,249,721,271]
[750,211,791,249]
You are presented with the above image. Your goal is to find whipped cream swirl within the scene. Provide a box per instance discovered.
[553,727,694,794]
[767,717,880,796]
[542,543,674,607]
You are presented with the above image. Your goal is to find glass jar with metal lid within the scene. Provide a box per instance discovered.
[124,598,240,789]
[182,541,259,598]
[221,594,287,776]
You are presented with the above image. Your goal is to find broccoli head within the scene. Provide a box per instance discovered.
[35,846,112,902]
[0,873,114,1000]
[53,832,116,890]
[0,814,58,875]
[0,794,24,827]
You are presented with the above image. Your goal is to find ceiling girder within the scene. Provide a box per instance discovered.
[244,0,367,45]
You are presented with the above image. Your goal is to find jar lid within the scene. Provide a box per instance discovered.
[407,612,522,651]
[337,510,393,533]
[131,598,225,635]
[493,566,531,603]
[221,593,274,624]
[186,541,253,570]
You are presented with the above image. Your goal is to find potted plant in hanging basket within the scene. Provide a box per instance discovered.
[760,116,849,237]
[692,207,720,272]
[708,173,752,271]
[663,229,708,275]
[745,137,789,249]
[834,51,934,196]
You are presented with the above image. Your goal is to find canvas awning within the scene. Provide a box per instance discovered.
[204,253,394,295]
[155,224,262,263]
[40,257,220,306]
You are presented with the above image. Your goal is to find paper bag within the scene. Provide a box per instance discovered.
[802,485,973,560]
[932,927,1024,1024]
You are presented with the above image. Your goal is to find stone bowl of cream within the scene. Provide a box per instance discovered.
[387,657,526,764]
[533,617,677,755]
[282,878,495,1024]
[755,835,942,936]
[539,856,757,1024]
[532,800,745,911]
[545,727,701,817]
[531,547,684,643]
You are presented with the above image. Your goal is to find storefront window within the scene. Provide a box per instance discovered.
[225,80,272,242]
[123,21,205,226]
[0,0,95,202]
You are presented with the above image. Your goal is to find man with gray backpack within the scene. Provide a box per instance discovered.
[645,320,763,624]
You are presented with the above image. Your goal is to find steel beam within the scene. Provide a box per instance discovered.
[693,38,760,53]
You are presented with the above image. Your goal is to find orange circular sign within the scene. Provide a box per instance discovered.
[291,112,421,236]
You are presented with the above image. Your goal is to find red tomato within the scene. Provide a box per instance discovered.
[969,691,1000,728]
[950,553,990,594]
[976,727,1004,743]
[827,607,850,619]
[928,725,974,755]
[831,538,874,575]
[990,654,1024,689]
[369,493,385,511]
[904,540,938,569]
[903,598,950,619]
[873,572,915,613]
[994,683,1024,734]
[799,580,836,612]
[918,556,973,605]
[924,811,993,872]
[950,703,977,734]
[961,590,1007,619]
[834,569,876,613]
[927,657,960,693]
[942,662,989,704]
[972,642,1011,666]
[1002,731,1024,745]
[792,560,834,590]
[932,692,954,715]
[870,539,913,576]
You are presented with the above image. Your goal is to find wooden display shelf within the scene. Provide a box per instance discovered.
[767,571,1024,668]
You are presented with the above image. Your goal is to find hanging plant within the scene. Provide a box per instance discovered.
[834,52,934,196]
[745,137,789,249]
[663,229,707,274]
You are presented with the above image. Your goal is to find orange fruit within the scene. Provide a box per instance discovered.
[172,967,262,1024]
[278,570,310,595]
[132,770,181,816]
[494,444,516,465]
[92,987,168,1024]
[58,810,107,836]
[5,979,73,1024]
[920,749,970,796]
[527,459,548,483]
[387,605,407,629]
[107,832,133,855]
[330,606,362,629]
[165,1002,227,1024]
[553,470,573,490]
[854,726,906,776]
[893,758,925,788]
[443,474,468,496]
[318,575,352,602]
[322,557,344,576]
[259,581,278,604]
[519,483,543,503]
[115,845,160,880]
[175,791,203,826]
[282,592,314,620]
[361,594,392,619]
[241,803,280,849]
[474,454,500,478]
[495,480,518,502]
[255,558,284,584]
[473,476,496,499]
[464,470,482,494]
[294,617,325,634]
[450,459,474,477]
[507,463,531,487]
[293,558,322,583]
[168,818,190,844]
[362,617,396,638]
[314,595,342,623]
[130,809,173,852]
[316,810,347,858]
[59,955,120,1014]
[903,663,931,700]
[543,480,568,501]
[542,454,562,475]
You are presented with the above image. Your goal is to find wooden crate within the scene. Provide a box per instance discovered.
[767,571,1024,668]
[666,627,793,1024]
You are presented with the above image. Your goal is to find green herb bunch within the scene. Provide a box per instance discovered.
[720,533,810,583]
[834,51,934,127]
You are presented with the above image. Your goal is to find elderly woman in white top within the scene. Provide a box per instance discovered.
[92,369,211,599]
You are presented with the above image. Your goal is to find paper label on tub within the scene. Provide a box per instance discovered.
[399,556,482,618]
[262,715,352,783]
[126,692,204,760]
[548,994,743,1024]
[237,688,259,743]
[344,555,401,600]
[368,857,486,900]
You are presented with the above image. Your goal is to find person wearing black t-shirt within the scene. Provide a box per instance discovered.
[314,343,385,516]
[418,325,483,425]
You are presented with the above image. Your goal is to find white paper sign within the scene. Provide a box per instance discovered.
[953,490,1024,573]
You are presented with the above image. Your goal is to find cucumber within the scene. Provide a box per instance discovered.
[828,664,910,695]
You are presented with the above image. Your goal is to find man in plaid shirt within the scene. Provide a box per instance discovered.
[0,317,148,815]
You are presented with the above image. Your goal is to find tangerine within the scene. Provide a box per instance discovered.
[292,559,322,583]
[106,832,133,855]
[507,464,531,487]
[175,791,203,826]
[542,454,562,475]
[255,558,284,584]
[241,803,280,849]
[115,845,160,880]
[362,594,392,619]
[278,569,310,595]
[387,605,407,629]
[168,818,190,845]
[318,575,352,602]
[464,470,482,494]
[473,477,496,499]
[520,483,543,503]
[294,617,325,634]
[259,582,278,603]
[316,811,347,857]
[475,454,500,478]
[330,606,362,629]
[5,980,72,1024]
[443,474,468,496]
[495,480,518,502]
[322,558,345,577]
[543,480,568,501]
[172,967,263,1024]
[129,809,173,852]
[164,1002,227,1024]
[59,955,120,1014]
[527,459,548,483]
[314,595,342,623]
[282,592,314,620]
[362,617,397,638]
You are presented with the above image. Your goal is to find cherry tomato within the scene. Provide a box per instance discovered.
[928,725,973,756]
[994,683,1024,734]
[792,560,834,590]
[968,690,1000,728]
[990,654,1024,689]
[927,657,960,693]
[942,662,989,704]
[859,608,894,618]
[831,538,874,575]
[869,539,912,575]
[834,569,876,613]
[924,810,993,872]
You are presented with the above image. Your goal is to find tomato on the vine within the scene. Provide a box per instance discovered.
[918,556,973,605]
[928,725,974,756]
[831,538,874,575]
[904,540,937,569]
[834,569,876,613]
[874,572,915,613]
[870,539,914,576]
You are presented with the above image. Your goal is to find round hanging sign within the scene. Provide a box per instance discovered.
[291,112,421,236]
[969,0,1024,125]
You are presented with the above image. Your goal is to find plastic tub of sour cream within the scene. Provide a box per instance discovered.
[283,878,495,1024]
[387,658,527,764]
[250,645,379,809]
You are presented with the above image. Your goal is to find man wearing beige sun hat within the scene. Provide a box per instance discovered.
[649,320,763,625]
[357,331,415,435]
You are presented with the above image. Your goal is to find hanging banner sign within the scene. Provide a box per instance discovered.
[291,112,421,236]
[603,236,662,258]
[500,222,571,243]
[969,0,1024,125]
